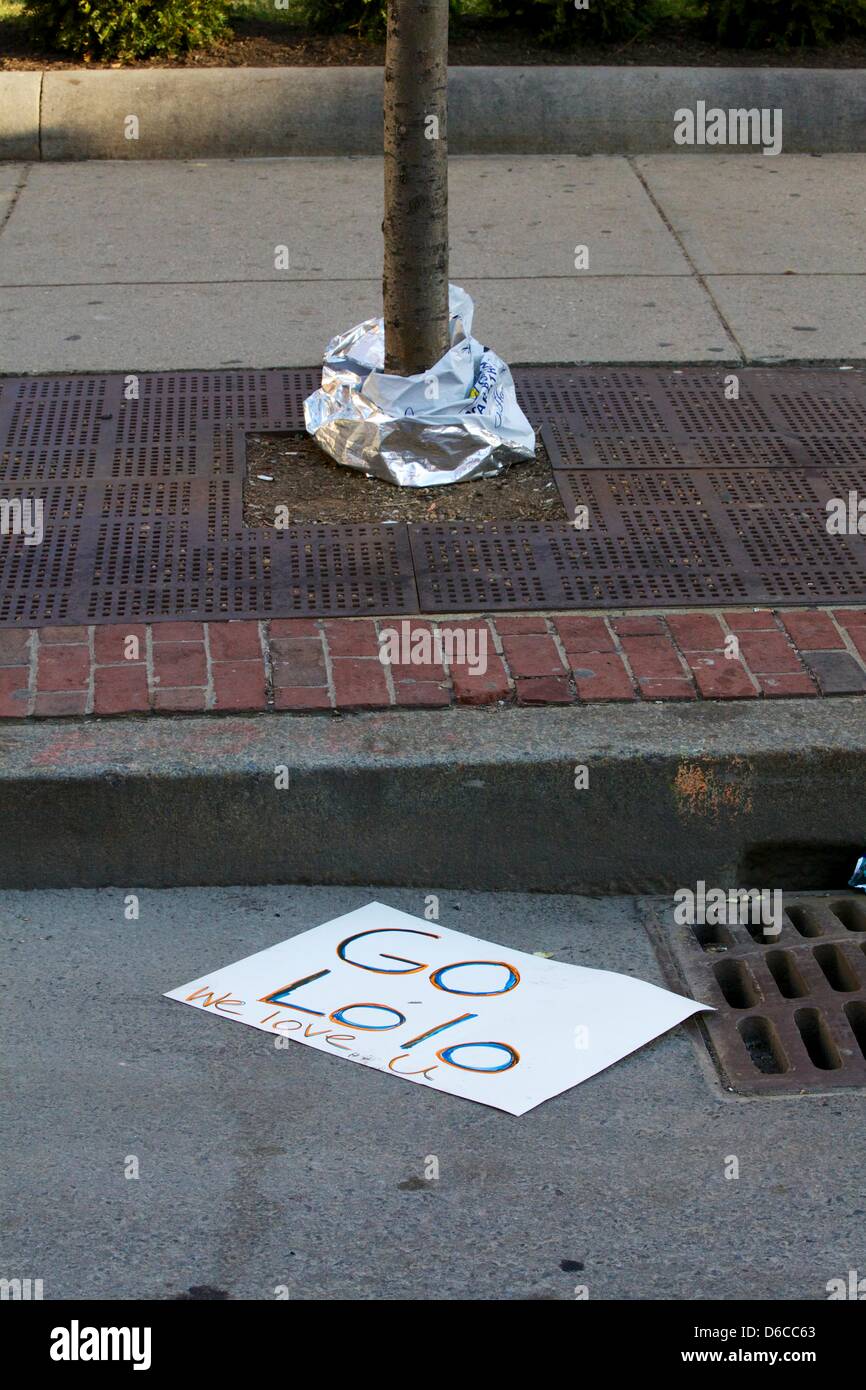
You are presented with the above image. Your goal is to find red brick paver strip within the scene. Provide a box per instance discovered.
[94,664,149,716]
[446,620,510,706]
[270,635,328,689]
[0,630,31,665]
[800,650,866,695]
[619,634,684,681]
[735,630,804,675]
[685,653,758,700]
[208,620,263,662]
[383,620,450,708]
[778,611,844,651]
[553,616,614,654]
[322,618,380,659]
[499,633,564,678]
[212,660,267,712]
[638,677,696,701]
[153,687,209,714]
[4,606,866,719]
[570,652,636,701]
[0,665,31,716]
[611,615,666,636]
[94,624,147,665]
[330,656,390,710]
[516,675,573,705]
[758,673,818,698]
[665,613,726,651]
[723,610,778,631]
[152,641,208,689]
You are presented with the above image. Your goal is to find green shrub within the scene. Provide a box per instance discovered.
[23,0,231,59]
[485,0,641,44]
[705,0,866,47]
[297,0,463,40]
[296,0,387,37]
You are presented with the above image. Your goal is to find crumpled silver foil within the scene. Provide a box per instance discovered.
[303,285,536,487]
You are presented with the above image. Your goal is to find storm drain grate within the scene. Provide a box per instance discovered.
[648,892,866,1095]
[0,367,865,624]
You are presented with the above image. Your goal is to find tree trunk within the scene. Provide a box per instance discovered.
[383,0,450,377]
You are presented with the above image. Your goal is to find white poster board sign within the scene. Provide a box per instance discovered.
[166,902,710,1115]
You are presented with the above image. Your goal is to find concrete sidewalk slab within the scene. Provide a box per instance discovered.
[459,275,736,363]
[0,274,734,373]
[636,154,866,275]
[706,274,866,361]
[2,883,860,1300]
[0,280,379,373]
[1,154,863,370]
[453,157,692,279]
[0,157,690,287]
[0,158,386,284]
[0,165,24,228]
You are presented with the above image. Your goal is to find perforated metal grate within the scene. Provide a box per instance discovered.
[268,524,418,617]
[0,370,418,624]
[648,892,866,1095]
[540,365,866,608]
[0,366,864,625]
[411,522,557,611]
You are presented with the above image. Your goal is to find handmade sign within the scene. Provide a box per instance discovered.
[166,902,710,1115]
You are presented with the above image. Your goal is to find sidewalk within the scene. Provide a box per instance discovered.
[2,153,866,890]
[1,153,864,371]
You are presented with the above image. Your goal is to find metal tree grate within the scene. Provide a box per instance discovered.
[648,892,866,1095]
[0,366,865,625]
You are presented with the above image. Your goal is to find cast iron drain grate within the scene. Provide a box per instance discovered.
[647,892,866,1095]
[1,366,865,625]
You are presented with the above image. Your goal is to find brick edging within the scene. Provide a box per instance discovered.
[2,607,866,719]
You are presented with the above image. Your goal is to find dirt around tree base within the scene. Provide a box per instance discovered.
[244,432,564,526]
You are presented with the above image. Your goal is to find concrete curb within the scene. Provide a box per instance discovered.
[1,698,863,891]
[0,71,41,160]
[0,65,863,161]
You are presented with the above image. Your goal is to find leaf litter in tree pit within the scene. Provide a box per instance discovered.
[244,433,565,527]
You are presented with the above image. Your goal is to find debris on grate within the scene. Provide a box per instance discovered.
[243,433,565,526]
[646,892,866,1095]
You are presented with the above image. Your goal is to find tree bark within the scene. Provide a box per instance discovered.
[383,0,450,377]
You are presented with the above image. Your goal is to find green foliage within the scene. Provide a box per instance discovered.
[23,0,231,59]
[20,0,866,58]
[297,0,461,38]
[484,0,641,44]
[297,0,463,39]
[705,0,866,47]
[295,0,385,37]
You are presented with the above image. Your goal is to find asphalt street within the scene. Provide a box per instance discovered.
[2,884,862,1300]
